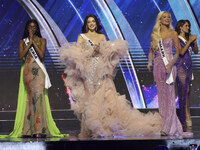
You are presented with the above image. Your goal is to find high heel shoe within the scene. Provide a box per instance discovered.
[186,114,192,127]
[21,135,32,138]
[160,131,167,136]
[186,119,192,127]
[32,133,47,138]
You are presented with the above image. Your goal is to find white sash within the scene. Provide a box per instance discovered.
[178,35,194,80]
[158,39,174,84]
[80,34,95,47]
[24,38,52,89]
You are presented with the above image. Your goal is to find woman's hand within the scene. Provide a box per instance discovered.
[189,35,197,44]
[92,44,100,56]
[147,63,152,72]
[166,63,172,73]
[29,29,33,44]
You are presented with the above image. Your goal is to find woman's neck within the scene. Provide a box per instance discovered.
[87,30,97,35]
[160,25,169,32]
[179,32,186,39]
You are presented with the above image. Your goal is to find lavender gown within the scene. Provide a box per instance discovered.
[176,38,193,126]
[153,38,183,136]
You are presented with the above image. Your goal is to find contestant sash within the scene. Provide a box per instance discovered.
[158,39,174,84]
[24,38,52,89]
[178,35,194,80]
[80,34,95,47]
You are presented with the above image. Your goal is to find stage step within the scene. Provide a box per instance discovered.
[0,109,77,120]
[0,108,199,134]
[0,109,80,134]
[138,107,200,116]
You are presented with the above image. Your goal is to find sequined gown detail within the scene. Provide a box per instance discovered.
[176,38,193,126]
[153,38,183,135]
[60,38,162,137]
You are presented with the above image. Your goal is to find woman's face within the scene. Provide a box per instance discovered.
[87,17,97,31]
[160,13,171,26]
[180,22,190,34]
[28,22,37,35]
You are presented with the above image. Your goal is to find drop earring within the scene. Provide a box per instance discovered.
[181,29,183,33]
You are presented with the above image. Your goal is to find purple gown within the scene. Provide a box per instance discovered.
[153,38,183,135]
[176,37,193,127]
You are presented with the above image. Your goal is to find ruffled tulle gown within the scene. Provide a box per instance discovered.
[60,36,162,137]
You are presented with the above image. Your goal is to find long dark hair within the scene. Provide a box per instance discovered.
[175,19,191,41]
[82,14,102,34]
[22,19,42,39]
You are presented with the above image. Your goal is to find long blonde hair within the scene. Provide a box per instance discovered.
[151,11,174,50]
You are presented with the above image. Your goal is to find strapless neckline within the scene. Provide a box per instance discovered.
[162,37,172,43]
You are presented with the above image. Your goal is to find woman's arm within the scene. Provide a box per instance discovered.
[18,39,32,60]
[147,35,155,72]
[101,34,106,41]
[77,34,83,46]
[147,49,154,72]
[193,35,198,54]
[166,31,180,73]
[32,38,46,59]
[179,35,197,55]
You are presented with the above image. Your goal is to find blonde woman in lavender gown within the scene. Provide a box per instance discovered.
[147,11,193,137]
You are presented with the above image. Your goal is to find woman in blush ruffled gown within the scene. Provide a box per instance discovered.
[175,20,198,129]
[147,11,193,137]
[60,14,162,138]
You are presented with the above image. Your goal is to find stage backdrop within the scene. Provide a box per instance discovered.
[0,0,200,111]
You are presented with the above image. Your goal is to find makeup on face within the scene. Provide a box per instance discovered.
[160,13,171,26]
[87,17,96,31]
[181,22,190,33]
[28,22,37,34]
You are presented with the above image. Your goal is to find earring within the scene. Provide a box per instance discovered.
[181,29,183,32]
[95,26,97,31]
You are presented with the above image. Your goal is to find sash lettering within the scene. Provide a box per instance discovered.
[80,34,95,47]
[158,39,174,84]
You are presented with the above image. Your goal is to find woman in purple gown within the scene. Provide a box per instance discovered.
[175,20,198,129]
[147,11,183,136]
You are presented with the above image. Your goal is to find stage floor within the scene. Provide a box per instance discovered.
[0,126,200,150]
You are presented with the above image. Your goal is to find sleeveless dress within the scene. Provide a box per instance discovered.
[0,37,68,138]
[60,36,162,138]
[176,37,193,126]
[153,38,183,136]
[22,38,50,136]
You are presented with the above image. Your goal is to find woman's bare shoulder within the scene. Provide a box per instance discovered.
[170,30,178,38]
[98,34,106,40]
[40,37,46,42]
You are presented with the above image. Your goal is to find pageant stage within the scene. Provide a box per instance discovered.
[0,108,200,150]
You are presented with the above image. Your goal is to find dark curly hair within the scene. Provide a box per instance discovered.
[175,20,191,41]
[22,19,42,39]
[82,14,102,34]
